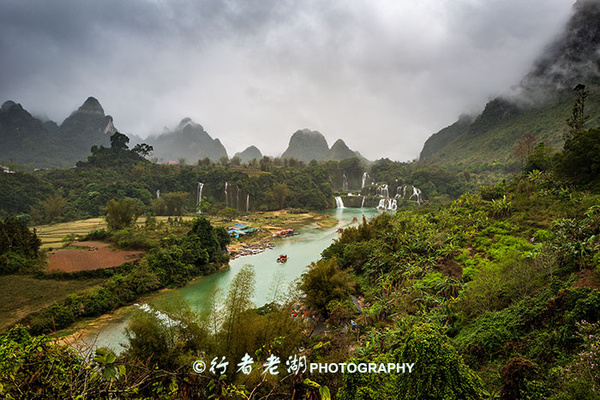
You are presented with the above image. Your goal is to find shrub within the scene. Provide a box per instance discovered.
[105,197,144,231]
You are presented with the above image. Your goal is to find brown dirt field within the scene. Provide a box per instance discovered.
[47,241,143,272]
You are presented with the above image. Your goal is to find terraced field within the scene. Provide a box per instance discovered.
[34,218,106,250]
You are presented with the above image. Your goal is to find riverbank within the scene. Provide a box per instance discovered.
[58,208,376,352]
[220,210,337,258]
[45,210,336,345]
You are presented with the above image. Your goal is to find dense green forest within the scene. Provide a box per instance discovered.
[1,92,600,398]
[0,131,484,225]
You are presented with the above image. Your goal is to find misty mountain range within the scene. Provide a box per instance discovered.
[2,0,599,169]
[0,99,365,168]
[0,97,115,168]
[420,0,600,166]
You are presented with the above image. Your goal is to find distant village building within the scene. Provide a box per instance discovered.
[226,223,258,238]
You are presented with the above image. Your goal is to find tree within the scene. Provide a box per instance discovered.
[259,156,272,172]
[105,198,144,231]
[218,207,239,219]
[40,194,67,223]
[0,217,41,274]
[299,257,355,317]
[230,156,242,166]
[213,226,231,250]
[565,84,590,140]
[396,323,483,400]
[269,182,289,210]
[222,265,255,353]
[132,143,153,158]
[513,133,539,168]
[557,87,600,187]
[188,217,223,262]
[557,128,600,186]
[524,142,554,172]
[110,132,130,152]
[197,199,211,214]
[161,192,188,216]
[339,323,483,400]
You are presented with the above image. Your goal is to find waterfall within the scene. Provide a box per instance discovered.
[197,182,204,204]
[409,186,423,206]
[156,189,160,199]
[376,184,389,198]
[236,185,239,210]
[361,196,365,208]
[396,185,407,199]
[362,172,370,189]
[342,173,348,192]
[377,198,397,211]
[196,182,204,214]
[224,182,229,207]
[335,196,345,208]
[246,194,250,212]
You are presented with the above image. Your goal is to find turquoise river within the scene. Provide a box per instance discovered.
[76,207,379,352]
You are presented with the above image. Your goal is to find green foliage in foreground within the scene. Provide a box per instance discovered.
[0,217,41,275]
[339,323,483,400]
[299,257,356,317]
[313,163,600,397]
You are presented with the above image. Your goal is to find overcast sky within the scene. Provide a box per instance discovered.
[0,0,576,161]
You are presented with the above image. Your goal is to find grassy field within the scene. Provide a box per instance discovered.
[34,211,330,250]
[35,218,107,250]
[34,216,198,250]
[0,275,104,331]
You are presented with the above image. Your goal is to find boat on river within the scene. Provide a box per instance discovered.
[277,254,288,263]
[273,228,294,238]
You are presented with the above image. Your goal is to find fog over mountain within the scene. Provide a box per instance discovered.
[419,0,600,166]
[0,0,576,161]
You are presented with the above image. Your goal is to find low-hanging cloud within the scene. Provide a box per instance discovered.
[0,0,575,160]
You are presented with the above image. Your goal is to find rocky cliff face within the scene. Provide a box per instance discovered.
[281,129,365,162]
[522,0,600,94]
[0,101,54,165]
[57,97,115,154]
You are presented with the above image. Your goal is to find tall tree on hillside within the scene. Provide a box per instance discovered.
[132,143,153,158]
[162,192,188,216]
[513,133,539,168]
[558,86,600,187]
[110,132,130,151]
[40,194,67,223]
[269,183,289,210]
[565,84,590,140]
